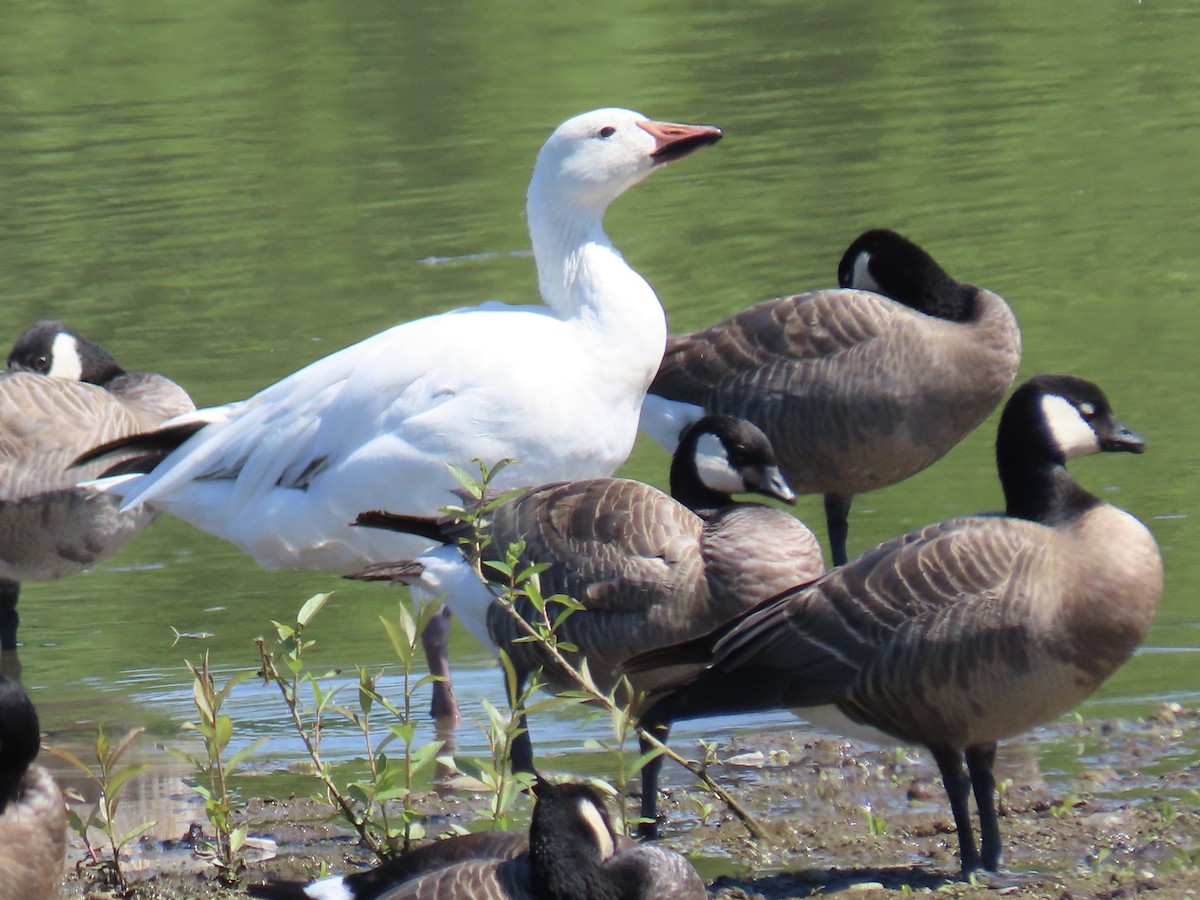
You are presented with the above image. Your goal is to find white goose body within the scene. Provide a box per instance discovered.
[89,109,723,574]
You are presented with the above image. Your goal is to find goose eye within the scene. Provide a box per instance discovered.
[597,126,616,139]
[1078,402,1096,417]
[36,355,50,370]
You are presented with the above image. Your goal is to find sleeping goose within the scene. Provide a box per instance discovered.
[249,777,705,900]
[0,675,66,900]
[0,321,194,649]
[78,108,723,721]
[627,375,1162,875]
[350,415,823,774]
[640,228,1022,566]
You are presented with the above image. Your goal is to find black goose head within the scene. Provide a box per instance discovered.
[996,374,1144,522]
[0,675,41,811]
[528,778,621,897]
[837,228,978,322]
[670,415,795,513]
[7,320,125,386]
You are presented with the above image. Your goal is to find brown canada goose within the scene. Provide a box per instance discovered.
[0,321,194,649]
[0,675,66,900]
[627,375,1162,876]
[350,415,823,775]
[640,228,1022,567]
[248,777,705,900]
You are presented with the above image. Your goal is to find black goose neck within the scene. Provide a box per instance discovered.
[80,343,126,387]
[997,412,1102,524]
[890,258,978,323]
[669,426,731,514]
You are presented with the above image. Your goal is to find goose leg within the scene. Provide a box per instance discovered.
[637,719,671,839]
[823,493,853,567]
[0,580,18,651]
[930,745,981,875]
[966,742,1001,871]
[507,668,536,775]
[421,606,461,724]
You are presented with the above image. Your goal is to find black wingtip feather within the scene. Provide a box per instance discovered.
[351,510,448,544]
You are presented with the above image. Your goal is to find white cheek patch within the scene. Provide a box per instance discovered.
[1042,394,1100,459]
[852,252,882,293]
[694,432,747,495]
[578,797,616,861]
[47,333,83,381]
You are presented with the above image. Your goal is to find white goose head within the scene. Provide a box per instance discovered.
[529,108,723,213]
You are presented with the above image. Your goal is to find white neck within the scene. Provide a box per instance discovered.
[524,181,667,397]
[526,183,661,319]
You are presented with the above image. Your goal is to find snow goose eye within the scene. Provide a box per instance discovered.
[597,125,617,139]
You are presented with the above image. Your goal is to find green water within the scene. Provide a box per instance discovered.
[1,0,1197,799]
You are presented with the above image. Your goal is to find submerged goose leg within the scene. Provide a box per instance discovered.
[421,607,461,724]
[931,745,981,874]
[0,580,19,651]
[966,743,1001,871]
[637,720,672,839]
[823,493,852,567]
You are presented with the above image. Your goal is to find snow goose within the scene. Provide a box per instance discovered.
[0,321,194,649]
[0,675,66,900]
[628,375,1161,874]
[249,777,705,900]
[640,228,1021,566]
[80,109,722,720]
[349,415,823,775]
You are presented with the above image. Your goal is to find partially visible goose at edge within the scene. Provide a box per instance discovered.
[0,675,67,900]
[350,414,824,775]
[248,777,705,900]
[77,109,723,723]
[627,375,1162,876]
[0,320,195,650]
[640,228,1022,567]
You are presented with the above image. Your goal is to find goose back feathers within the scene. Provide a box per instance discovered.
[642,228,1021,565]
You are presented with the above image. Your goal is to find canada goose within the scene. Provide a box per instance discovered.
[0,675,66,900]
[640,228,1022,566]
[627,375,1162,875]
[350,415,824,775]
[78,109,722,723]
[249,778,705,900]
[0,320,195,650]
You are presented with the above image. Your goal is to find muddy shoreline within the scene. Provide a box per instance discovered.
[60,705,1200,898]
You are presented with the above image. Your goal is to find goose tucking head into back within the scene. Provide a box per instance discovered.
[0,321,194,650]
[640,228,1021,567]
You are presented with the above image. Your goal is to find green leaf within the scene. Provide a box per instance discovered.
[228,737,268,771]
[215,715,234,752]
[117,819,158,848]
[105,762,149,797]
[45,744,96,778]
[298,592,331,626]
[381,614,413,666]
